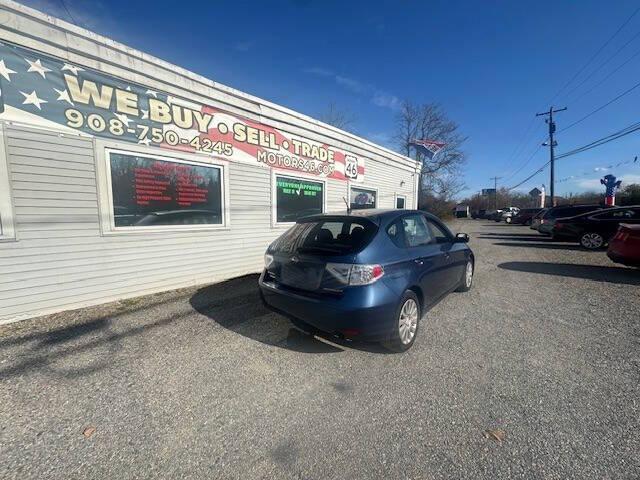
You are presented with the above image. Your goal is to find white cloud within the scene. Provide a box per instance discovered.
[305,67,401,111]
[576,173,640,190]
[372,92,401,110]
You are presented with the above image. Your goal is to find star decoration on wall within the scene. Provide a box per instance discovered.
[141,109,149,119]
[54,88,74,106]
[61,63,84,75]
[114,113,132,127]
[145,89,158,98]
[20,90,48,109]
[0,59,16,81]
[25,58,51,79]
[138,137,151,146]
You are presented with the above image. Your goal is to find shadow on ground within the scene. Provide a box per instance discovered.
[190,275,390,355]
[498,261,640,285]
[492,242,586,251]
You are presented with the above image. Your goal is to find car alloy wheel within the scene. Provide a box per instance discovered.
[465,261,473,288]
[580,232,604,250]
[398,298,419,345]
[505,217,512,224]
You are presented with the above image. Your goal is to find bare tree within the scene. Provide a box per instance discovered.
[393,101,467,203]
[318,102,356,131]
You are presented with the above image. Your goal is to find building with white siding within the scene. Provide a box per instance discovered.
[0,0,421,323]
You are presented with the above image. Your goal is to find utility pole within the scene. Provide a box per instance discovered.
[489,176,502,210]
[536,106,567,207]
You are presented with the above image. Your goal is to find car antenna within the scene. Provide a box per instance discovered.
[343,197,351,214]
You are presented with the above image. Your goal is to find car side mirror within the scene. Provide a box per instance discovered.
[455,233,469,243]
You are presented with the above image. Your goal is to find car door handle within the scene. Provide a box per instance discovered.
[414,259,424,265]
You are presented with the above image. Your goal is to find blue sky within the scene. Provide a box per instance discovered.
[19,0,640,198]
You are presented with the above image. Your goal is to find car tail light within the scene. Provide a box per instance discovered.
[614,231,629,241]
[555,222,564,229]
[326,263,384,286]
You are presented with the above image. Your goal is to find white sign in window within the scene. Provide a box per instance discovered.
[350,186,377,210]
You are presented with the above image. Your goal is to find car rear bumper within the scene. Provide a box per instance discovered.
[258,271,399,341]
[607,247,640,267]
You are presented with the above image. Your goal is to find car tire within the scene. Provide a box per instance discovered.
[456,260,474,292]
[383,291,421,353]
[580,232,605,250]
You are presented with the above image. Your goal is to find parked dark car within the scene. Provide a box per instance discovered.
[607,224,640,267]
[537,204,602,236]
[259,209,475,352]
[552,206,640,249]
[529,208,548,231]
[511,208,543,225]
[471,209,486,219]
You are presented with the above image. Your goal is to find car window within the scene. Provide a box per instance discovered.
[425,218,452,244]
[401,214,432,247]
[386,221,405,248]
[271,218,377,255]
[593,209,639,220]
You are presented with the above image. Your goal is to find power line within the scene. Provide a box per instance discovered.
[559,78,640,133]
[508,161,550,190]
[560,28,640,102]
[567,44,640,104]
[556,120,640,159]
[547,5,640,104]
[504,142,544,182]
[508,119,640,190]
[58,0,79,26]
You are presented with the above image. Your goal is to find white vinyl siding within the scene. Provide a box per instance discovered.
[0,125,416,323]
[0,2,420,323]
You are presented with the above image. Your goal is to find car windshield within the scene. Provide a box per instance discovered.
[270,218,378,255]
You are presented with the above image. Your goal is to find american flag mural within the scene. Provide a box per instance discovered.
[0,40,365,183]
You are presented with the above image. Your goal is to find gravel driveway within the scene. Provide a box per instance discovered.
[1,220,638,479]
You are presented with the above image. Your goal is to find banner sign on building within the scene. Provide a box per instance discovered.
[0,41,365,182]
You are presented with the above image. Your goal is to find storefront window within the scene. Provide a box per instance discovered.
[275,175,324,223]
[108,151,223,228]
[350,187,377,210]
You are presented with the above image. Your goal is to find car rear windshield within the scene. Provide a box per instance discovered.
[270,218,378,255]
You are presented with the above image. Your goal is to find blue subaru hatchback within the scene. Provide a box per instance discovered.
[259,209,474,352]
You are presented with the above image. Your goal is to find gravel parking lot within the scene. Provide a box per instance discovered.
[1,220,638,480]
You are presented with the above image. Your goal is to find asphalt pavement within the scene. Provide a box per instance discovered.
[1,220,639,479]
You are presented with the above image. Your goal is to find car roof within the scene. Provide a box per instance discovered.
[299,209,439,225]
[550,204,601,210]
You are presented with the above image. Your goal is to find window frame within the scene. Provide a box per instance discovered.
[349,183,378,210]
[395,194,407,209]
[399,213,433,248]
[96,142,230,235]
[424,216,454,244]
[0,124,17,242]
[271,171,326,227]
